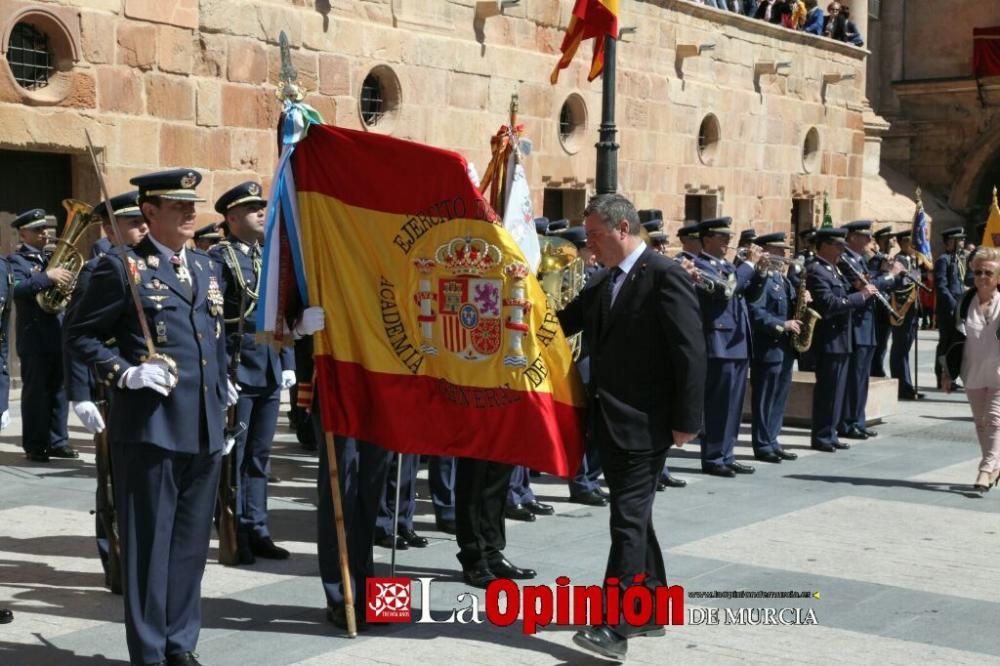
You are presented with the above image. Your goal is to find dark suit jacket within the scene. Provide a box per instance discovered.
[557,246,706,451]
[64,236,229,454]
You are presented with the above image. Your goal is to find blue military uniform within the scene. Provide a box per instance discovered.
[90,236,113,260]
[210,181,294,562]
[0,258,12,423]
[9,208,71,460]
[933,226,967,388]
[375,453,429,546]
[694,217,756,476]
[807,229,869,451]
[838,221,896,438]
[746,233,799,462]
[792,229,817,372]
[868,225,894,377]
[889,231,932,399]
[64,169,228,665]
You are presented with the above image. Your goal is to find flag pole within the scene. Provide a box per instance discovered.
[595,33,618,195]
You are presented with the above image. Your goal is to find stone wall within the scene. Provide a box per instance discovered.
[0,0,867,237]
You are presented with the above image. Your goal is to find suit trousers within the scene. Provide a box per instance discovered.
[569,436,603,496]
[315,428,392,614]
[507,465,536,506]
[19,352,68,453]
[455,458,512,571]
[599,436,669,627]
[871,316,890,377]
[702,358,749,467]
[375,452,417,537]
[428,456,456,522]
[750,353,795,453]
[841,345,875,433]
[234,384,281,541]
[966,388,1000,474]
[112,441,221,665]
[812,352,850,447]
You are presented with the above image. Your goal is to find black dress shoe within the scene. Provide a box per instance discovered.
[326,606,370,632]
[236,544,255,565]
[657,475,687,490]
[628,622,666,638]
[754,451,782,463]
[49,446,80,459]
[900,392,925,401]
[841,428,868,440]
[435,517,457,535]
[569,490,608,506]
[777,449,798,461]
[595,488,610,499]
[731,461,755,474]
[166,652,203,666]
[462,567,498,588]
[504,504,536,522]
[833,441,851,450]
[861,427,878,437]
[252,537,290,560]
[0,608,11,624]
[573,625,627,660]
[488,556,536,580]
[398,527,428,548]
[25,450,50,463]
[525,500,554,516]
[375,534,408,550]
[810,443,836,452]
[702,464,735,478]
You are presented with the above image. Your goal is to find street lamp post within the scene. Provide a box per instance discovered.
[595,33,618,195]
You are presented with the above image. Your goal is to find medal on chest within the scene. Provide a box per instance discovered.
[207,275,224,317]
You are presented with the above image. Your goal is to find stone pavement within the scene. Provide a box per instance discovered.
[1,330,997,665]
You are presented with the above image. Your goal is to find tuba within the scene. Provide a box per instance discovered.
[537,234,585,358]
[35,199,102,314]
[790,258,822,353]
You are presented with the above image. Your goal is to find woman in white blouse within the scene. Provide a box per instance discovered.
[942,247,1000,493]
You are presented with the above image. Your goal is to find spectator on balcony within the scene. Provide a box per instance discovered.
[743,0,759,16]
[787,0,807,29]
[702,0,729,11]
[803,0,825,35]
[841,6,865,46]
[823,2,848,40]
[754,0,783,24]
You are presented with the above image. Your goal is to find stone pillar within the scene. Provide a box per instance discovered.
[877,0,904,116]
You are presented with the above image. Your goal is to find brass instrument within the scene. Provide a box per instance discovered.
[675,255,735,299]
[888,254,920,327]
[36,199,102,314]
[791,259,821,353]
[537,234,584,358]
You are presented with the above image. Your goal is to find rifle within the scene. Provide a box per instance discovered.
[92,381,122,594]
[217,277,248,565]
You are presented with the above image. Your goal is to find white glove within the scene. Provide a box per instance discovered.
[281,370,296,390]
[0,410,9,430]
[120,358,177,396]
[72,401,106,434]
[226,378,241,407]
[292,306,325,339]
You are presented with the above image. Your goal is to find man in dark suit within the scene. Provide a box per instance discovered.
[806,228,877,452]
[64,191,148,592]
[746,232,801,463]
[9,208,76,462]
[933,226,967,389]
[558,194,705,661]
[65,169,239,666]
[838,221,901,439]
[211,181,295,564]
[693,217,759,477]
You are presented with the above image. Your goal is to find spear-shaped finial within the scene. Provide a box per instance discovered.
[276,31,304,102]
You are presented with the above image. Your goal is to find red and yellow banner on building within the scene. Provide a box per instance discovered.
[550,0,620,84]
[290,124,585,476]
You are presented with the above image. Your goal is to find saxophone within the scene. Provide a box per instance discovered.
[791,259,822,353]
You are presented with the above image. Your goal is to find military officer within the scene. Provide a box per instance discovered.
[738,228,757,252]
[64,191,148,592]
[0,251,12,434]
[837,221,901,440]
[193,221,224,251]
[807,228,878,452]
[429,455,458,532]
[676,222,701,260]
[694,217,759,477]
[64,169,239,666]
[746,232,801,463]
[375,454,432,547]
[869,226,895,377]
[90,235,113,259]
[933,226,967,389]
[9,209,75,462]
[889,230,932,400]
[210,181,295,564]
[795,228,816,263]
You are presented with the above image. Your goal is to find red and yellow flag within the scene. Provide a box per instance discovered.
[291,125,585,476]
[985,186,1000,248]
[550,0,619,85]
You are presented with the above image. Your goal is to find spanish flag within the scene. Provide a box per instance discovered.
[550,0,619,85]
[984,186,1000,248]
[265,123,586,476]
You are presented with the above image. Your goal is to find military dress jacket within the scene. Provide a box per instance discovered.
[9,244,62,356]
[806,255,867,355]
[692,252,754,360]
[746,269,796,364]
[839,247,895,348]
[209,239,292,388]
[64,236,228,453]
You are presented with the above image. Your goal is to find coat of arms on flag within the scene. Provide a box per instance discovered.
[435,238,504,361]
